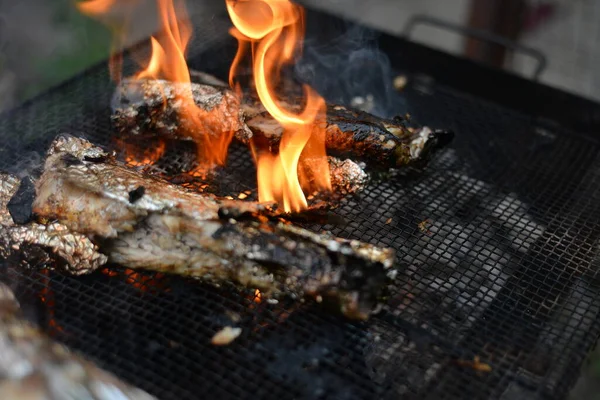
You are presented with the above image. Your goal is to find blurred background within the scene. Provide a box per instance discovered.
[2,0,600,112]
[0,0,599,397]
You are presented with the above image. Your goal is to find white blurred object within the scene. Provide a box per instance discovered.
[510,0,600,101]
[300,0,470,54]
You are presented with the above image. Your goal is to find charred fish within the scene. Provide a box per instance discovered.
[112,78,252,144]
[31,135,395,319]
[112,78,453,171]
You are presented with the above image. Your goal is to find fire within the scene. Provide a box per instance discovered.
[227,0,331,212]
[254,289,262,303]
[78,0,234,167]
[124,269,168,292]
[101,267,169,293]
[114,137,166,167]
[133,0,192,82]
[79,0,332,212]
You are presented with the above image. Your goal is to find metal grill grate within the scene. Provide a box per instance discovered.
[1,8,600,400]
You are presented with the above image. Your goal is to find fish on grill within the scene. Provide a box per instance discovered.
[0,173,106,273]
[31,135,395,319]
[112,78,253,144]
[112,78,453,170]
[0,281,156,399]
[243,100,453,169]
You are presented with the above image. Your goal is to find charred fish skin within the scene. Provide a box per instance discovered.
[111,78,252,143]
[33,135,395,319]
[0,172,107,274]
[226,88,454,169]
[210,220,391,319]
[0,282,156,400]
[106,215,390,319]
[326,104,454,168]
[243,100,454,170]
[299,156,369,196]
[34,136,264,238]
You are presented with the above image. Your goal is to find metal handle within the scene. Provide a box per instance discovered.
[402,15,547,80]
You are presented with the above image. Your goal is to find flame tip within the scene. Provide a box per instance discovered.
[228,0,330,213]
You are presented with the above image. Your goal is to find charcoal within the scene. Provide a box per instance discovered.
[7,177,35,225]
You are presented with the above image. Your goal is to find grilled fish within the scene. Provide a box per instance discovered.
[242,100,453,169]
[0,173,106,273]
[0,281,156,399]
[112,78,453,171]
[32,136,395,319]
[112,78,252,144]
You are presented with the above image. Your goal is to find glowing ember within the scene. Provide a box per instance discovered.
[254,288,262,303]
[78,0,235,167]
[114,137,167,168]
[227,0,331,212]
[124,269,167,292]
[38,269,65,335]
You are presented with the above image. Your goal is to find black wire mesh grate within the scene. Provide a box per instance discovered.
[0,8,600,400]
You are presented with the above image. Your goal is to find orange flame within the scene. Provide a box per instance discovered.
[114,137,167,167]
[134,0,192,82]
[78,0,235,167]
[77,0,119,15]
[227,0,331,212]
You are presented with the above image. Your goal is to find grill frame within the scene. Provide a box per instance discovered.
[1,6,600,400]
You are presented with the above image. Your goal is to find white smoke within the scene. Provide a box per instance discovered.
[294,22,401,118]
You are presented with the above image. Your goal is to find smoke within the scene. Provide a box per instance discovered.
[295,24,401,118]
[10,151,44,179]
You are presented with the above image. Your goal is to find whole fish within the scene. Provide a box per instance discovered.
[31,135,395,319]
[111,78,252,144]
[0,281,156,399]
[112,78,453,171]
[243,101,453,169]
